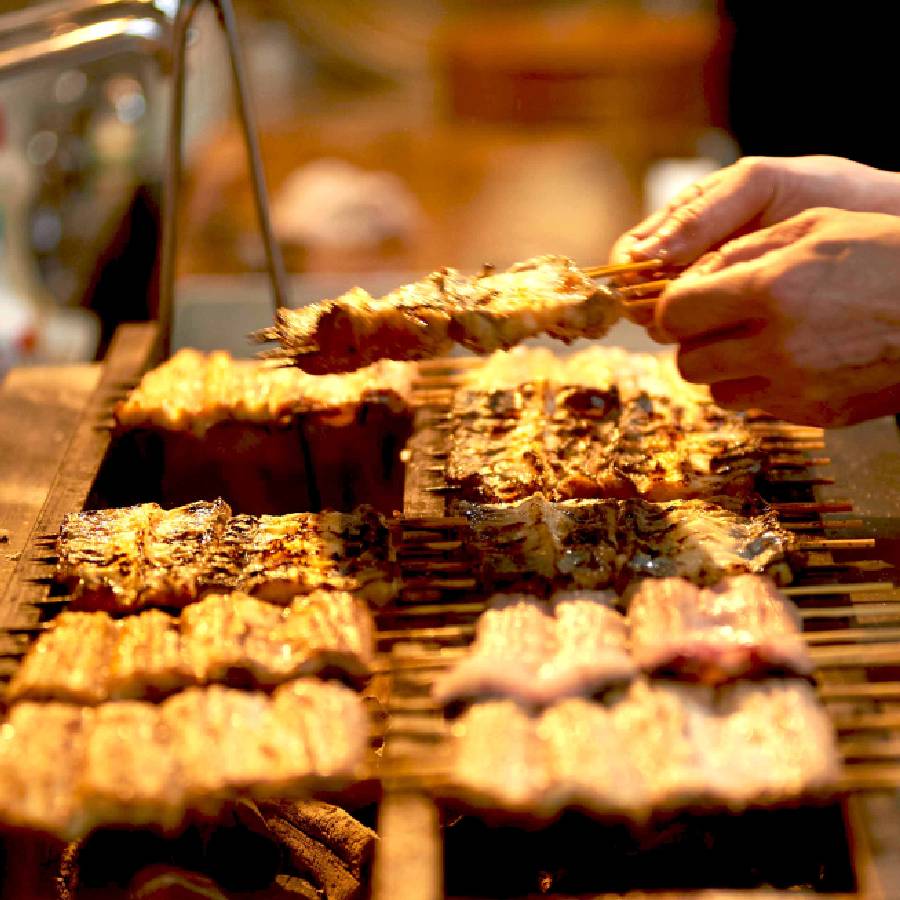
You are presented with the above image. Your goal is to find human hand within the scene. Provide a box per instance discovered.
[654,207,900,426]
[611,155,900,267]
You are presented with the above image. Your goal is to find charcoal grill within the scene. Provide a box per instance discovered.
[369,355,900,900]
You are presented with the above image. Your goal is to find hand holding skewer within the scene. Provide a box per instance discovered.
[607,156,900,426]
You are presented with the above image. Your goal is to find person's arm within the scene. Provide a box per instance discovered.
[611,155,900,266]
[653,206,900,426]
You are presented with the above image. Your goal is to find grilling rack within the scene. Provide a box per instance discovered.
[1,345,900,900]
[13,5,897,895]
[371,355,900,900]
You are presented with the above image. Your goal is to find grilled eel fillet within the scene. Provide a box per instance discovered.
[8,591,374,704]
[463,493,794,591]
[251,256,620,374]
[434,592,634,708]
[57,501,398,612]
[114,348,414,437]
[0,679,366,841]
[446,376,763,505]
[445,679,839,821]
[627,575,812,684]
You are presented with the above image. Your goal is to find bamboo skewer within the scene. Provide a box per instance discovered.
[783,582,895,597]
[386,696,442,714]
[617,279,672,298]
[399,561,472,575]
[400,538,464,552]
[804,627,900,645]
[398,540,466,553]
[767,456,831,468]
[840,766,900,791]
[796,538,876,551]
[800,604,900,620]
[774,501,855,515]
[831,711,900,731]
[400,577,478,592]
[372,655,466,676]
[810,644,900,667]
[840,739,900,761]
[382,601,487,618]
[819,682,900,701]
[583,259,667,278]
[378,624,475,643]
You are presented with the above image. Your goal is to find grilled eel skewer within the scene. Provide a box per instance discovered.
[251,256,621,374]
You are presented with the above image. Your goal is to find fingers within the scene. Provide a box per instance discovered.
[615,158,782,267]
[709,376,771,410]
[654,264,761,342]
[711,378,837,426]
[610,174,723,264]
[688,208,824,277]
[676,329,766,384]
[609,208,670,264]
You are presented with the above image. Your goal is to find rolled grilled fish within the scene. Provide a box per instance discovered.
[627,575,811,684]
[445,679,839,821]
[0,680,367,840]
[434,591,634,708]
[8,591,374,704]
[57,500,231,613]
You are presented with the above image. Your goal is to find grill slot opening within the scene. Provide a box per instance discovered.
[441,804,856,897]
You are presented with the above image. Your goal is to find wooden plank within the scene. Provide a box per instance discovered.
[376,370,455,900]
[0,365,100,598]
[847,793,900,899]
[373,793,442,900]
[0,323,157,633]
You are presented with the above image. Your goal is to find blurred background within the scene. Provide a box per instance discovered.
[0,0,894,367]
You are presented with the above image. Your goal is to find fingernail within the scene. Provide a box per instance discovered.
[629,235,662,258]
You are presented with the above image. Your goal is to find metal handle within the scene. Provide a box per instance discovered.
[156,0,290,359]
[156,0,291,356]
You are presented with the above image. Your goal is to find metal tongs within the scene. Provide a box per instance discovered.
[0,0,289,358]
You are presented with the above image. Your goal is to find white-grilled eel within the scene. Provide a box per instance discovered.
[56,501,398,612]
[445,357,763,505]
[464,494,794,590]
[0,680,367,840]
[252,256,620,374]
[434,592,634,708]
[114,348,414,437]
[445,679,839,821]
[627,575,811,684]
[446,383,550,505]
[7,591,374,704]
